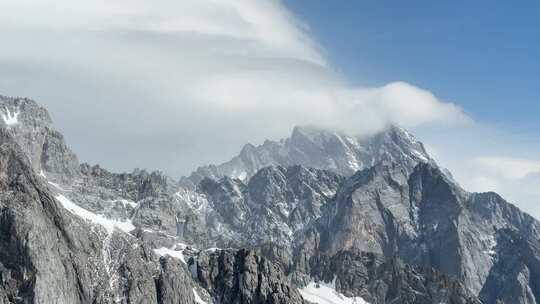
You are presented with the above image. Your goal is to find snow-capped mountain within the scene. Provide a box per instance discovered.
[1,95,538,304]
[180,124,433,188]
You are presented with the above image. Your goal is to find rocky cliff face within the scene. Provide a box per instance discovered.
[191,249,304,304]
[308,250,482,304]
[0,127,199,303]
[293,161,540,303]
[0,96,79,182]
[195,165,344,248]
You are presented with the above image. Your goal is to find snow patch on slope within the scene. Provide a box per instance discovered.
[110,199,137,208]
[55,194,135,234]
[153,243,188,264]
[484,235,498,257]
[300,280,369,304]
[48,181,68,192]
[176,189,208,211]
[193,288,207,304]
[1,107,20,126]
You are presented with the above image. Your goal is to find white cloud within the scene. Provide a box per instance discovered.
[408,116,540,219]
[0,0,325,65]
[473,156,540,180]
[467,175,501,193]
[335,82,471,134]
[465,168,540,220]
[449,155,540,199]
[466,156,540,218]
[0,0,470,177]
[419,125,540,219]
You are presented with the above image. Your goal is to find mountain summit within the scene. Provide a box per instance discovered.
[181,124,433,188]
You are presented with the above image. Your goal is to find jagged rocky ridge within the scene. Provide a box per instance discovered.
[1,95,538,303]
[181,124,433,188]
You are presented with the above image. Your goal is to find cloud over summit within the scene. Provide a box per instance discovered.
[0,0,470,175]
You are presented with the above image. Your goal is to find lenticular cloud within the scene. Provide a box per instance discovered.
[0,0,470,175]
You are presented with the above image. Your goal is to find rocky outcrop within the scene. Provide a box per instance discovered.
[155,257,196,304]
[479,227,540,304]
[195,165,344,248]
[308,250,482,304]
[0,95,79,182]
[76,163,185,232]
[191,249,304,304]
[78,164,179,202]
[0,126,92,303]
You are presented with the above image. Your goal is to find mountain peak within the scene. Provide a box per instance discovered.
[0,95,53,127]
[0,96,79,181]
[290,125,338,145]
[182,124,432,188]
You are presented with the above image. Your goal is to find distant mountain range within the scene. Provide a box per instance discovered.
[0,95,538,304]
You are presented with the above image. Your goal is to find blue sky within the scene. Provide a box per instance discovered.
[285,1,540,134]
[283,1,540,216]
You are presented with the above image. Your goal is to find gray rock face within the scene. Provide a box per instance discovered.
[0,126,199,303]
[0,95,80,182]
[297,161,540,303]
[75,163,183,230]
[181,125,432,188]
[478,227,540,304]
[0,127,91,303]
[155,257,197,304]
[191,248,304,304]
[78,164,179,202]
[195,165,343,248]
[308,250,482,304]
[129,165,343,250]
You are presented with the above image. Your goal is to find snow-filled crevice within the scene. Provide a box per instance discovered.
[153,243,188,264]
[55,194,135,234]
[1,107,20,126]
[299,280,370,304]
